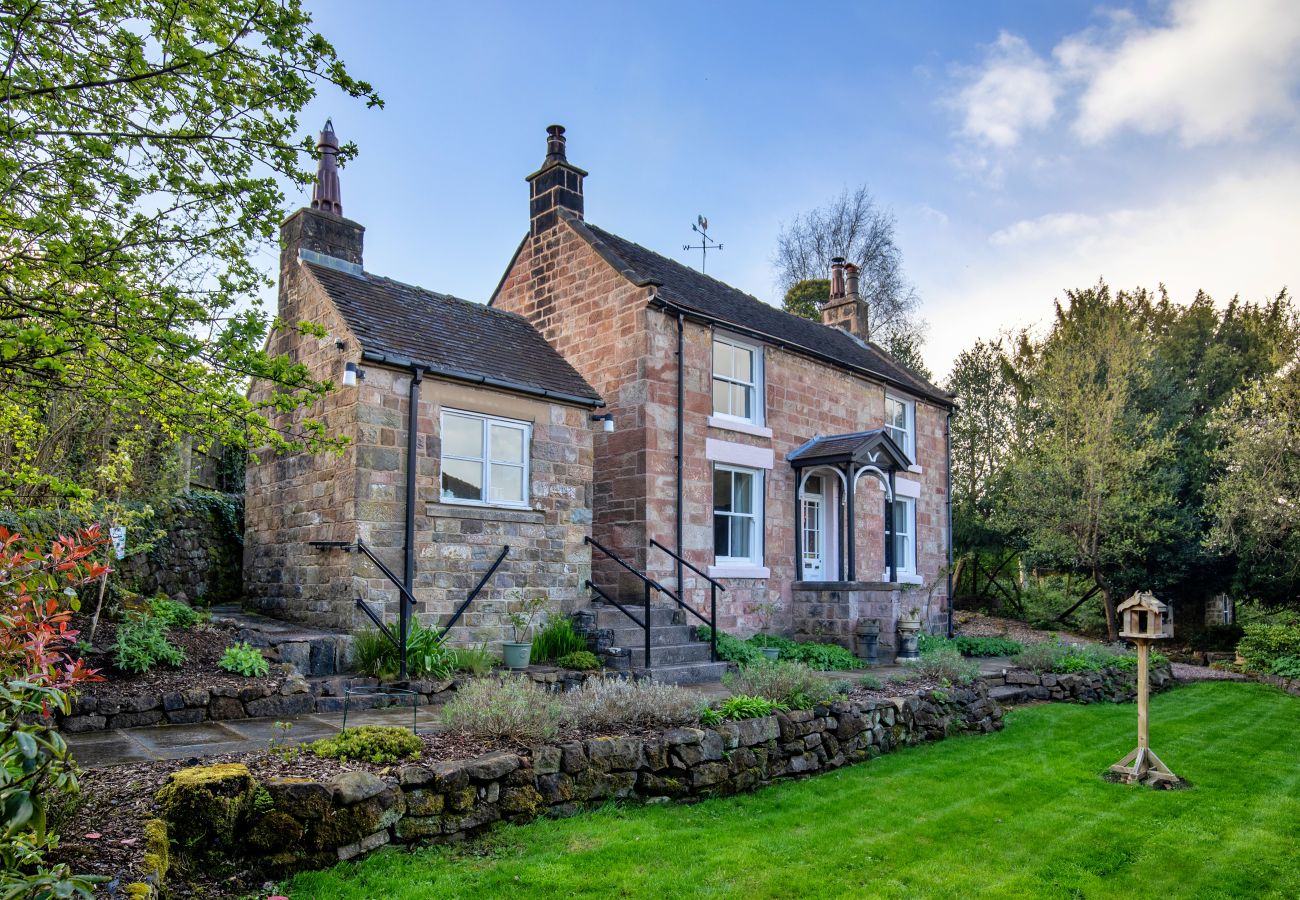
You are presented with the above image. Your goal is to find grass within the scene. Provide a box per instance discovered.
[288,682,1300,899]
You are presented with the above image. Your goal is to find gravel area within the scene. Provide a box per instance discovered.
[1170,662,1249,682]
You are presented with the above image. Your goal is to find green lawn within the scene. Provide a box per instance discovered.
[289,682,1300,899]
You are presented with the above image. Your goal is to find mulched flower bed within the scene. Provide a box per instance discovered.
[954,612,1097,647]
[71,616,287,702]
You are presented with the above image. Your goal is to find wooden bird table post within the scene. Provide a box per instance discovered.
[1109,591,1180,786]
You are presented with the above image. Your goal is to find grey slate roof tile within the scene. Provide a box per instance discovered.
[303,262,602,406]
[565,213,952,406]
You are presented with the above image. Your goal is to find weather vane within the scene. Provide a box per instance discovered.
[684,215,723,273]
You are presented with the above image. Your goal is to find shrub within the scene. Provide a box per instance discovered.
[218,642,269,677]
[351,622,453,681]
[1237,622,1300,673]
[309,725,422,764]
[918,633,1023,658]
[747,634,863,671]
[147,595,204,628]
[532,617,587,662]
[858,674,883,690]
[908,644,980,684]
[698,627,764,667]
[888,671,919,685]
[113,612,184,673]
[725,660,834,710]
[717,694,785,720]
[0,526,107,898]
[1271,656,1300,679]
[560,678,701,730]
[556,650,600,671]
[1011,637,1144,675]
[441,675,563,742]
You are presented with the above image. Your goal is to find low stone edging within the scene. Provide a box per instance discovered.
[60,666,611,733]
[154,681,1003,875]
[983,664,1175,706]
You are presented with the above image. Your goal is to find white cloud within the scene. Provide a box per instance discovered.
[918,161,1300,378]
[954,32,1060,147]
[1064,0,1300,144]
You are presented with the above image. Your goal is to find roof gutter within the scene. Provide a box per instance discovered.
[646,296,954,409]
[360,350,605,409]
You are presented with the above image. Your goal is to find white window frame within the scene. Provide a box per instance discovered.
[438,409,531,509]
[712,463,764,567]
[888,496,917,577]
[884,394,915,460]
[711,333,764,426]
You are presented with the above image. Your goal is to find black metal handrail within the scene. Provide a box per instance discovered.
[649,539,722,662]
[584,535,653,669]
[585,580,645,629]
[439,544,510,640]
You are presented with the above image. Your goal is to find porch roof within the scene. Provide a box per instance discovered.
[787,428,912,471]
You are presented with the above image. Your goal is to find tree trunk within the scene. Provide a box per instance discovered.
[1097,575,1118,642]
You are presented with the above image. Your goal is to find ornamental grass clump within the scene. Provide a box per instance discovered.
[724,660,835,710]
[559,678,702,730]
[440,675,563,743]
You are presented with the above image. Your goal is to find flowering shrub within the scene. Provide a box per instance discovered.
[0,526,107,897]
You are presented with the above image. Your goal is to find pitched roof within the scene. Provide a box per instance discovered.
[303,261,602,407]
[562,213,952,406]
[788,428,913,470]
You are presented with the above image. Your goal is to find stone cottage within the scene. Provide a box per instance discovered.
[492,126,956,661]
[244,121,604,646]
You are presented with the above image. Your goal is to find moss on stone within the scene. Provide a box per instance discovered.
[141,818,170,883]
[155,762,257,850]
[248,810,306,852]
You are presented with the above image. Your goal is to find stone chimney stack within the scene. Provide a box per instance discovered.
[821,260,870,342]
[526,124,587,237]
[280,120,364,276]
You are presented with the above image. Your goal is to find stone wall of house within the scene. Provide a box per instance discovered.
[643,310,951,638]
[790,583,908,657]
[155,681,1001,875]
[494,217,951,640]
[336,371,595,646]
[117,491,244,607]
[244,214,364,629]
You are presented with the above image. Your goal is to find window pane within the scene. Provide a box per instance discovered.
[442,458,483,500]
[443,414,482,457]
[489,424,524,464]
[732,345,753,383]
[713,467,732,512]
[732,515,751,559]
[712,340,732,379]
[713,514,730,557]
[713,379,731,417]
[731,471,753,514]
[489,464,524,503]
[893,501,909,535]
[893,533,908,568]
[732,383,751,420]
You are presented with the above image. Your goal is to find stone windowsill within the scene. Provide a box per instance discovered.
[426,502,545,524]
[792,580,907,591]
[707,415,774,440]
[707,564,771,580]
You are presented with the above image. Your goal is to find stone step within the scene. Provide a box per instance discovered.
[633,660,731,685]
[608,641,715,668]
[987,685,1029,705]
[591,603,682,629]
[209,604,352,676]
[606,624,699,648]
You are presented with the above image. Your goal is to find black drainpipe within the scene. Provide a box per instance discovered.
[945,409,954,639]
[402,366,425,679]
[675,309,685,597]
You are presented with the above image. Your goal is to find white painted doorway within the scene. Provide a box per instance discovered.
[801,474,827,581]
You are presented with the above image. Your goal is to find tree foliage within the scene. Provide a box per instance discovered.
[773,185,923,348]
[0,0,381,503]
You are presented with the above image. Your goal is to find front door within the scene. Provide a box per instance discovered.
[801,475,826,580]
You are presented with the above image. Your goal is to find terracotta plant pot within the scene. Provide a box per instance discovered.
[501,641,532,671]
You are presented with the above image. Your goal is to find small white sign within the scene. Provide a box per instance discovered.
[109,526,127,560]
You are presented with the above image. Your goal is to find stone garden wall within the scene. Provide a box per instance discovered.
[985,664,1175,706]
[154,682,1002,877]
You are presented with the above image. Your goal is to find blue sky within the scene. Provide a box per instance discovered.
[282,0,1300,378]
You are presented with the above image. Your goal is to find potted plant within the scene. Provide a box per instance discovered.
[503,591,548,670]
[747,599,783,661]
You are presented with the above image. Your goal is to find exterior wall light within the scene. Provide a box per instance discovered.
[343,361,364,387]
[591,413,614,433]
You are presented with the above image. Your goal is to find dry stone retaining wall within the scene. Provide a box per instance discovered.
[985,664,1175,706]
[156,682,1002,876]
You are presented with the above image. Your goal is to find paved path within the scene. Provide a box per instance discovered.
[65,658,1021,769]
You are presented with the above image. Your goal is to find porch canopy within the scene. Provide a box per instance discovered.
[789,428,912,584]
